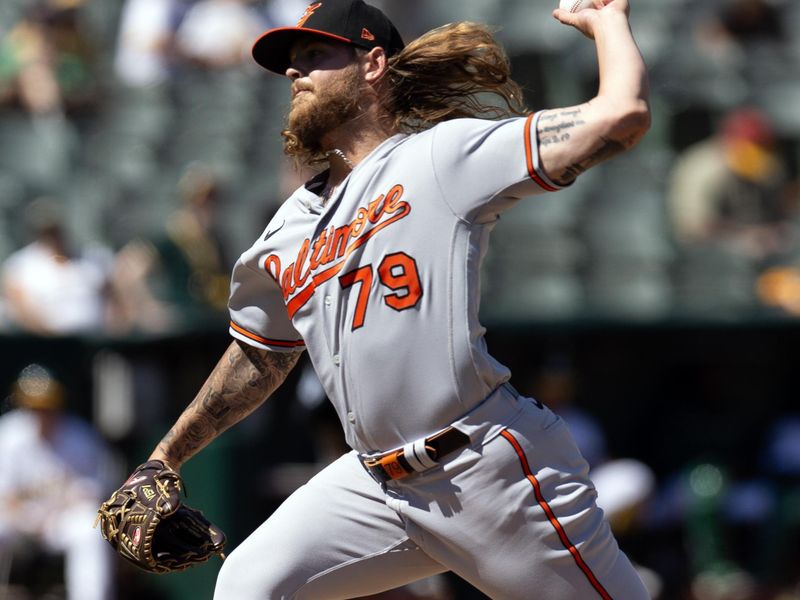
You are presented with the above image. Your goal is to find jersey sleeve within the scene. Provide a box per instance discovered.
[228,251,306,352]
[430,113,567,221]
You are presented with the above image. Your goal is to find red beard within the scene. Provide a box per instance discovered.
[284,64,363,160]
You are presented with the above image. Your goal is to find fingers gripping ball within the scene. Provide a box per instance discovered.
[95,460,226,573]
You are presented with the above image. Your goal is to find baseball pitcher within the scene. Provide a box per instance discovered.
[98,0,652,597]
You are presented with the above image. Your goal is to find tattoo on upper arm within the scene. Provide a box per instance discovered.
[238,342,300,390]
[560,135,629,182]
[537,108,588,149]
[539,105,637,185]
[156,342,302,463]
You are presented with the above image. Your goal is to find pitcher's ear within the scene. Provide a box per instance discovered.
[363,46,389,83]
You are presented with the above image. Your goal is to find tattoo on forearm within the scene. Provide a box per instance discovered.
[560,135,629,182]
[155,342,302,464]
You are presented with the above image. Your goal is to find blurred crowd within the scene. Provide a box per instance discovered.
[0,0,799,337]
[0,0,800,599]
[0,364,117,600]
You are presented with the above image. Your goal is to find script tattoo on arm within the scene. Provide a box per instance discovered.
[537,105,635,185]
[153,341,302,467]
[537,108,587,149]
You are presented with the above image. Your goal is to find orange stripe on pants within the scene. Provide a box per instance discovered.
[499,429,614,600]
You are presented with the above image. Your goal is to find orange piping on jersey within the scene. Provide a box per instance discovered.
[500,429,614,600]
[230,321,304,348]
[524,113,559,193]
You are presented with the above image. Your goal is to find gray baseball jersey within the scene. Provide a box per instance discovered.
[220,113,650,599]
[229,113,561,454]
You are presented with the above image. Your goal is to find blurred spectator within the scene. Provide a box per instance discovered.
[113,0,185,88]
[1,198,117,336]
[0,364,115,600]
[667,107,795,262]
[112,164,232,332]
[756,263,800,316]
[696,0,785,60]
[0,0,99,116]
[175,0,266,69]
[657,415,800,600]
[716,0,784,44]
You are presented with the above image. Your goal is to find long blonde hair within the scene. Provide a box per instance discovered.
[381,22,527,132]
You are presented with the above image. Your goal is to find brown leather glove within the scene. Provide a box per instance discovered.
[95,460,225,573]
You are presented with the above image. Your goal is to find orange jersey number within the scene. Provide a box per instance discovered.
[339,252,422,330]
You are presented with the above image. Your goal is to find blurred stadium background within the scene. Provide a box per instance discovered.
[1,0,799,598]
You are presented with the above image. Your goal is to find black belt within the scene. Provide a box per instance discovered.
[362,427,471,483]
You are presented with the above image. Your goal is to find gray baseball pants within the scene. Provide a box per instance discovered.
[214,385,650,599]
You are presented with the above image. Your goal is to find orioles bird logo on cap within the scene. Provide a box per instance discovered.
[297,2,323,27]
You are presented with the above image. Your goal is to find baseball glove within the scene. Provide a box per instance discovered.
[95,459,226,573]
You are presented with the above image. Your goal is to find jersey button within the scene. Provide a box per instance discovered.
[347,412,356,423]
[332,354,341,366]
[324,296,332,307]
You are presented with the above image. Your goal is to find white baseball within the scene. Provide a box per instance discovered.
[559,0,594,12]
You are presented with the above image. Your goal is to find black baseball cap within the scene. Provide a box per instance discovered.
[252,0,405,75]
